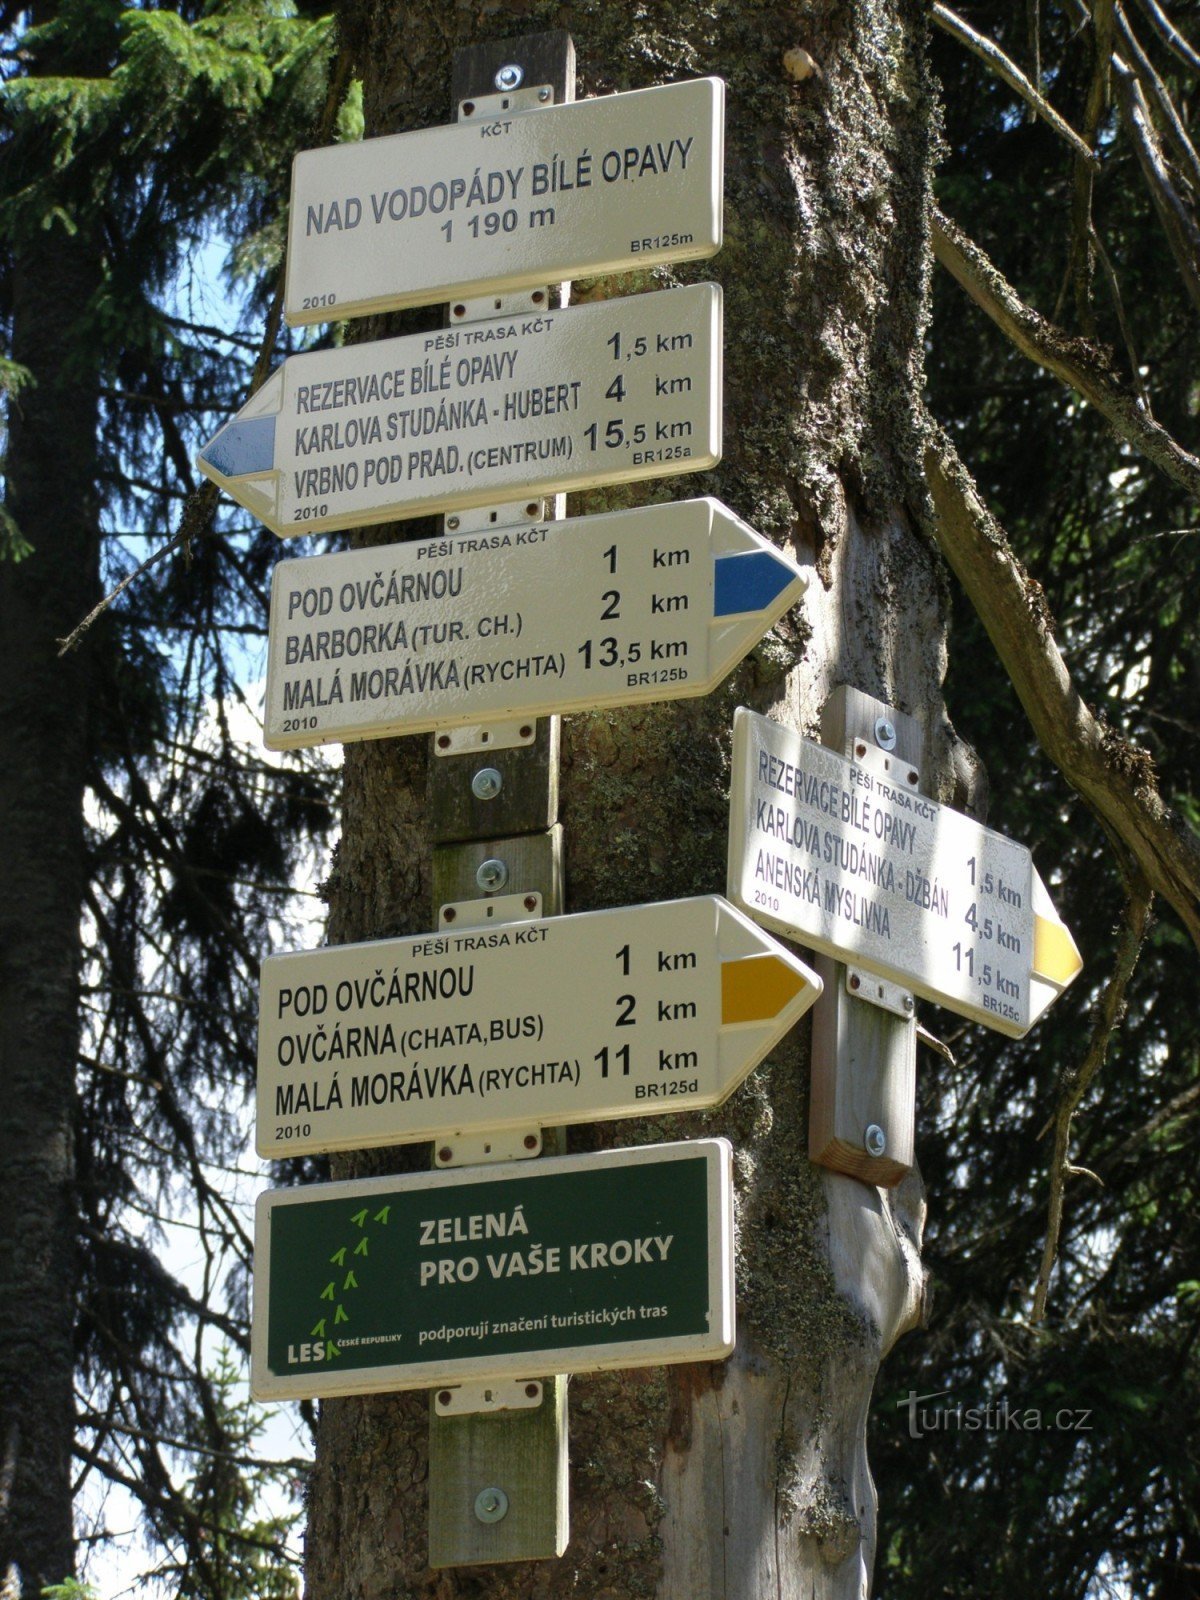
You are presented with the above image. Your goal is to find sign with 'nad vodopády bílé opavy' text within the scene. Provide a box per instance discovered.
[284,75,724,324]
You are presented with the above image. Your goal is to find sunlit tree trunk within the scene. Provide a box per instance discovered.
[307,3,955,1593]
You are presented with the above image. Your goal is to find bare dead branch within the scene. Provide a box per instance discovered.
[1031,880,1152,1321]
[1132,0,1200,74]
[1130,0,1200,84]
[1062,0,1115,332]
[1091,224,1152,411]
[1115,4,1200,199]
[931,209,1200,501]
[1112,61,1200,315]
[932,2,1101,166]
[56,482,218,656]
[923,430,1200,949]
[1102,1075,1200,1165]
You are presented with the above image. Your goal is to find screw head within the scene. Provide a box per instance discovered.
[874,717,897,751]
[538,86,551,102]
[474,1485,509,1524]
[471,766,502,801]
[476,857,508,893]
[864,1124,887,1159]
[494,63,524,90]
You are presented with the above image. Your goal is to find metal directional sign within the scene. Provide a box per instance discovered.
[257,895,820,1157]
[264,498,805,749]
[251,1137,734,1399]
[284,76,724,326]
[197,283,721,537]
[726,708,1082,1037]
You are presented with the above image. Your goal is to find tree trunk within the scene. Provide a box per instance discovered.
[0,134,100,1600]
[307,2,955,1593]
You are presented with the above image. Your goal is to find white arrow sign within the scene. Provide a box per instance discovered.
[257,895,821,1157]
[197,284,721,538]
[726,708,1082,1037]
[285,76,724,325]
[265,498,806,748]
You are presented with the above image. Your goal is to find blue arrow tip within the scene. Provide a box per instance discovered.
[199,414,276,478]
[713,549,799,617]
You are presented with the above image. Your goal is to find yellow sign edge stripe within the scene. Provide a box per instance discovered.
[1032,914,1083,989]
[721,953,809,1025]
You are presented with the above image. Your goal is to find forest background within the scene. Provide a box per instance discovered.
[1,1,1197,1596]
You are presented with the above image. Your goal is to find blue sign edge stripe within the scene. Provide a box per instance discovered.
[200,414,276,478]
[713,549,794,617]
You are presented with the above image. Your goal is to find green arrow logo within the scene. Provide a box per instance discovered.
[351,1207,369,1227]
[334,1304,349,1325]
[343,1270,358,1290]
[310,1318,326,1338]
[326,1340,340,1360]
[320,1281,336,1301]
[373,1205,391,1225]
[353,1236,369,1257]
[330,1246,347,1266]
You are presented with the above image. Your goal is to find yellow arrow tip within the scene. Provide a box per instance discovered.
[1033,913,1083,988]
[721,953,810,1024]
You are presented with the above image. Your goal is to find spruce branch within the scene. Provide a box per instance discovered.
[1031,879,1152,1322]
[931,208,1200,502]
[923,428,1200,949]
[931,2,1100,166]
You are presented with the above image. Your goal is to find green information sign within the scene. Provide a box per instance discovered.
[251,1139,733,1399]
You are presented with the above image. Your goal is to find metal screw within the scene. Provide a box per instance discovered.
[476,858,508,892]
[437,1390,452,1406]
[438,1146,452,1163]
[874,717,897,751]
[523,1133,538,1150]
[447,516,460,531]
[538,87,551,102]
[903,994,914,1012]
[864,1124,887,1158]
[848,973,861,992]
[494,63,524,90]
[525,1381,540,1398]
[475,1485,509,1524]
[472,767,502,801]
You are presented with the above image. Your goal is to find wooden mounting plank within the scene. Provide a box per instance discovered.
[809,686,921,1187]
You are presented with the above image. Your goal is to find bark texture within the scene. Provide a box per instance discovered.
[0,160,100,1600]
[308,2,959,1594]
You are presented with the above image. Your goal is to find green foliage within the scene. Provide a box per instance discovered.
[165,1348,302,1600]
[1,1,338,1592]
